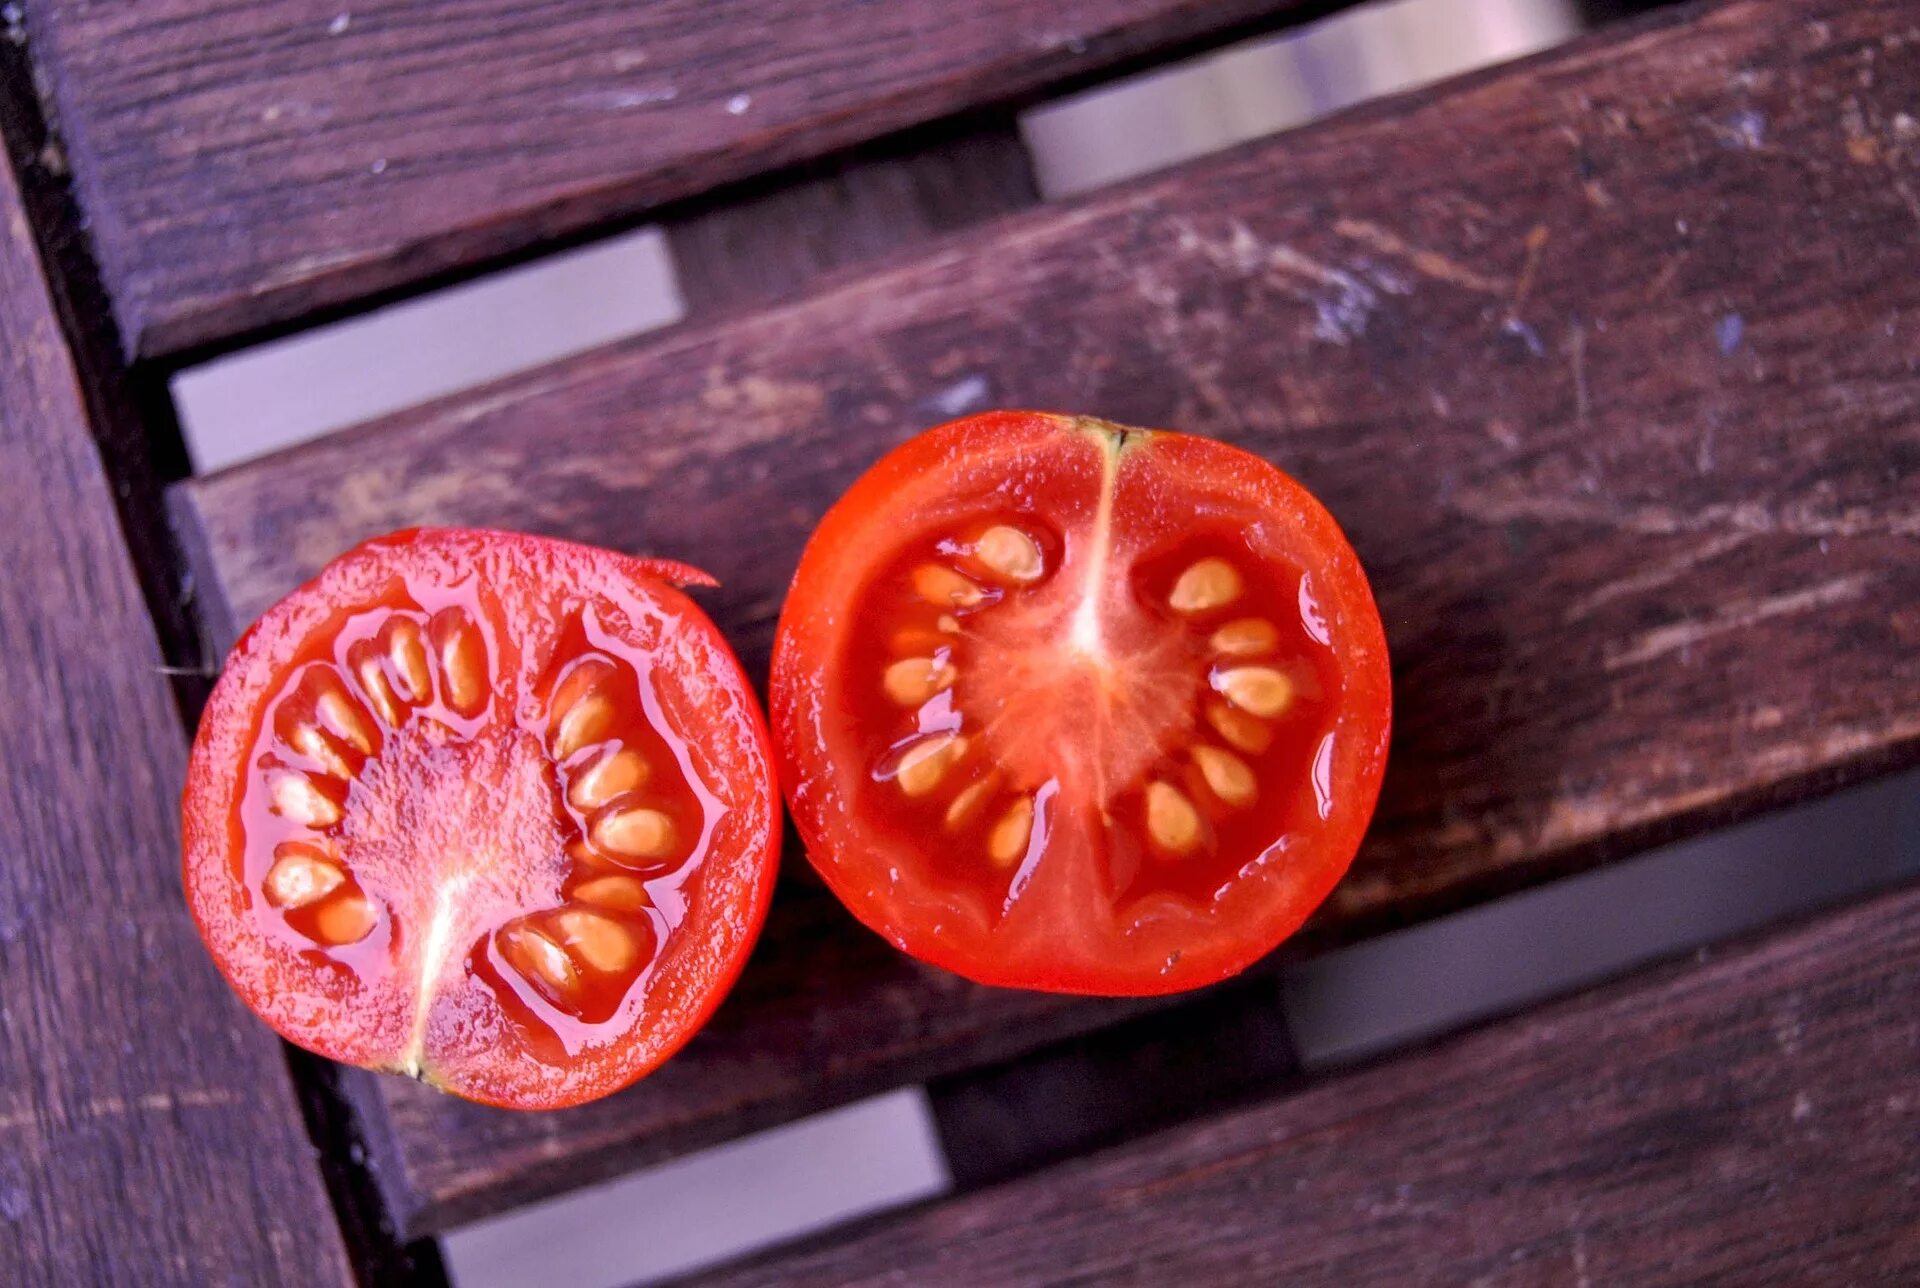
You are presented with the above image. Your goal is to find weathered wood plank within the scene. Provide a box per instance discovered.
[27,0,1320,358]
[172,0,1920,1235]
[667,120,1040,319]
[0,126,354,1285]
[701,879,1920,1286]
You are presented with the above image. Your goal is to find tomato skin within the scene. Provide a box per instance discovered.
[183,527,779,1109]
[771,413,1390,996]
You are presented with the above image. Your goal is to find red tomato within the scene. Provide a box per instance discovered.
[771,413,1390,995]
[183,528,779,1109]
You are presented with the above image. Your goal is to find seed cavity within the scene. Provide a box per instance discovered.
[1145,781,1202,853]
[264,841,345,909]
[1211,617,1279,657]
[267,767,342,828]
[386,617,433,704]
[574,874,650,912]
[883,656,957,707]
[314,891,376,945]
[973,525,1043,584]
[591,804,676,860]
[912,564,985,609]
[1192,746,1257,807]
[988,795,1034,866]
[895,733,966,796]
[431,608,489,717]
[1169,558,1242,615]
[568,747,650,811]
[502,923,577,992]
[1215,666,1294,718]
[891,625,948,656]
[555,907,639,974]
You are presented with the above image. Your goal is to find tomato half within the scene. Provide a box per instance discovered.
[771,413,1389,996]
[183,528,779,1109]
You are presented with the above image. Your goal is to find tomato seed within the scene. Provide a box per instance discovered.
[1215,666,1293,719]
[553,694,616,761]
[316,684,377,754]
[912,564,985,608]
[431,608,489,717]
[503,923,577,991]
[314,891,376,945]
[882,656,957,706]
[386,617,433,704]
[591,804,676,860]
[895,733,967,796]
[568,747,650,811]
[556,907,639,974]
[286,721,353,780]
[944,773,1000,830]
[351,645,405,727]
[988,796,1034,866]
[263,841,346,908]
[1192,746,1257,807]
[573,874,650,912]
[1169,558,1242,614]
[1210,617,1279,657]
[974,525,1044,584]
[1205,700,1273,754]
[267,767,342,828]
[1145,781,1202,853]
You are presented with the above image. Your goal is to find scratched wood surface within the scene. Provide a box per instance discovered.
[0,132,354,1284]
[26,0,1316,359]
[701,880,1920,1286]
[172,0,1920,1235]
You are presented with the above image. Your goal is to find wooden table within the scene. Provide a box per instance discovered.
[3,0,1916,1280]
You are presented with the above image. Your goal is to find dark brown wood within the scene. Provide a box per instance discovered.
[928,974,1301,1191]
[668,120,1040,318]
[0,131,354,1284]
[27,0,1323,359]
[701,879,1920,1286]
[171,0,1920,1236]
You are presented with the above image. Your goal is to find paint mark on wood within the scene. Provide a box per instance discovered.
[1604,574,1872,670]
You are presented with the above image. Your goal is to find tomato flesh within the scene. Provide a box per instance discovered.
[772,413,1390,995]
[184,528,779,1109]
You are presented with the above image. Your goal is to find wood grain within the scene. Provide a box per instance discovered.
[667,120,1040,319]
[172,0,1920,1235]
[0,133,353,1284]
[700,880,1920,1286]
[26,0,1319,359]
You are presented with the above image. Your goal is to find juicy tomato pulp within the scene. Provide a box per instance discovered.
[771,413,1390,995]
[183,529,779,1108]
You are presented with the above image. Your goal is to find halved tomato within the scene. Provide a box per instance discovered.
[771,413,1390,996]
[183,528,779,1109]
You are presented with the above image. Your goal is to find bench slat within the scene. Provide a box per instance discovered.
[666,121,1040,319]
[0,143,354,1283]
[29,0,1315,358]
[702,879,1920,1284]
[172,0,1920,1235]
